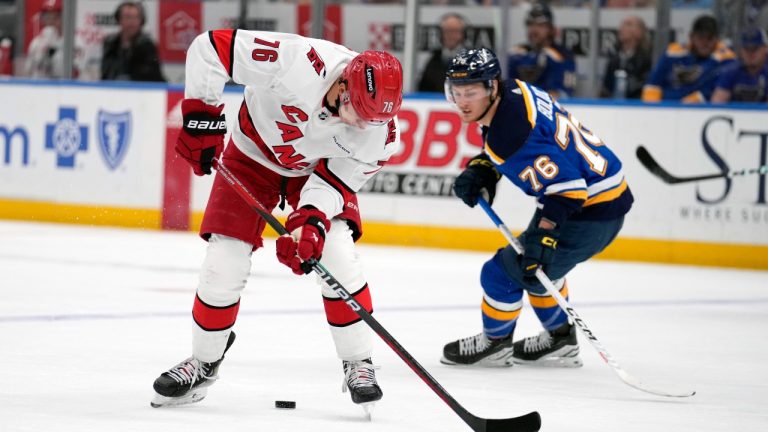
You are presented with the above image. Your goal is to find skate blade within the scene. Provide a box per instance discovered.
[513,350,583,368]
[439,349,515,368]
[150,388,207,408]
[360,402,375,421]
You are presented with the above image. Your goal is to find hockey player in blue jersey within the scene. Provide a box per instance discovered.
[440,48,633,367]
[507,2,576,99]
[642,15,735,103]
[711,28,768,103]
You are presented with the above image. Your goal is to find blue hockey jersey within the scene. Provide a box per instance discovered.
[507,44,576,98]
[642,41,736,103]
[482,80,633,226]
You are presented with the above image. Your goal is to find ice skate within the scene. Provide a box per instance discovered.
[512,323,582,367]
[342,358,382,420]
[151,331,236,408]
[441,332,514,367]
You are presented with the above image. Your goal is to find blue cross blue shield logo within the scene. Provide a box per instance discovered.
[97,110,131,170]
[45,107,88,168]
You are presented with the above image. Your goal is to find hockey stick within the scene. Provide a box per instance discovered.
[212,158,541,432]
[477,198,696,398]
[636,145,768,184]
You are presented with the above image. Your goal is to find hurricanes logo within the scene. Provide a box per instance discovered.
[365,66,376,95]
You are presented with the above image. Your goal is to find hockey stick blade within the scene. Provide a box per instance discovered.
[477,199,696,399]
[481,411,542,432]
[636,145,768,184]
[618,369,696,398]
[212,159,542,432]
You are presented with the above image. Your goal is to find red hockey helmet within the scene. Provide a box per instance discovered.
[342,51,403,125]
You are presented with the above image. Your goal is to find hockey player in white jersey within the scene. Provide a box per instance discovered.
[150,29,403,413]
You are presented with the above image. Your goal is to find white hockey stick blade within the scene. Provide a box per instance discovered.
[617,368,696,398]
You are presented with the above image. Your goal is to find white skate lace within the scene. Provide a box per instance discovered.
[458,333,490,356]
[523,331,553,353]
[166,358,215,386]
[344,361,379,389]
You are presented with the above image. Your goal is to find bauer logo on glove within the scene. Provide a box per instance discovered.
[184,118,227,133]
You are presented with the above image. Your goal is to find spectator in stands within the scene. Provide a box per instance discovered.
[101,1,165,82]
[25,0,85,79]
[716,0,768,52]
[711,27,768,103]
[642,15,735,103]
[417,13,469,93]
[507,2,576,98]
[600,15,652,99]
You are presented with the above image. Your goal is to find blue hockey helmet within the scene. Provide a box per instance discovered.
[444,48,501,103]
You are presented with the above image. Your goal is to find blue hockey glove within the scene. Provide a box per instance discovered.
[521,228,559,280]
[453,154,501,207]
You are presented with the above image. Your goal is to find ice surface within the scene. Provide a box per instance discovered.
[1,221,766,431]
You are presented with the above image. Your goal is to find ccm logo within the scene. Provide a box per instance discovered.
[186,120,227,130]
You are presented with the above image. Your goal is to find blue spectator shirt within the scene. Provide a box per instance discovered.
[642,41,736,102]
[507,43,576,98]
[715,61,768,102]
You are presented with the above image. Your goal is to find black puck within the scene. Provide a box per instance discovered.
[275,400,296,409]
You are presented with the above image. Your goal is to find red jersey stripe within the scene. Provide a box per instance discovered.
[208,29,237,77]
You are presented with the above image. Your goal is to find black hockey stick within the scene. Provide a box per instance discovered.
[478,198,696,398]
[636,145,768,184]
[212,158,541,432]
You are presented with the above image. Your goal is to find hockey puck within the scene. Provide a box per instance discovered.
[275,400,296,409]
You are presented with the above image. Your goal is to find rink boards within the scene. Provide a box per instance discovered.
[0,80,766,269]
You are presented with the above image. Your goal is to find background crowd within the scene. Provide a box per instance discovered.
[1,0,766,103]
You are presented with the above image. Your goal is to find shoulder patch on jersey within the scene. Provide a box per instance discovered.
[511,45,530,55]
[665,42,688,57]
[713,43,736,62]
[544,46,565,63]
[208,29,237,77]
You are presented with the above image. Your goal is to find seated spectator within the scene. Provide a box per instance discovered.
[417,13,469,93]
[507,2,576,98]
[711,28,768,103]
[25,0,86,79]
[600,16,652,99]
[101,1,165,82]
[642,15,735,103]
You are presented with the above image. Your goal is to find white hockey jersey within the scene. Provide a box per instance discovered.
[184,29,401,220]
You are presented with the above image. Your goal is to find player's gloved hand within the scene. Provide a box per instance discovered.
[275,207,330,275]
[453,154,501,207]
[521,227,560,281]
[175,99,226,176]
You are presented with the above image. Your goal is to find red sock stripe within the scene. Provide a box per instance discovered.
[208,29,236,77]
[323,284,372,327]
[192,294,240,331]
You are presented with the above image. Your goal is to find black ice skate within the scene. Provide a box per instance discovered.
[512,323,582,367]
[150,331,236,408]
[342,358,383,420]
[440,332,514,367]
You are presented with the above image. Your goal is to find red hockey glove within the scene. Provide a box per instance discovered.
[175,99,226,176]
[275,207,330,275]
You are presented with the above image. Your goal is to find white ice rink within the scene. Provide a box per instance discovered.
[1,220,766,432]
